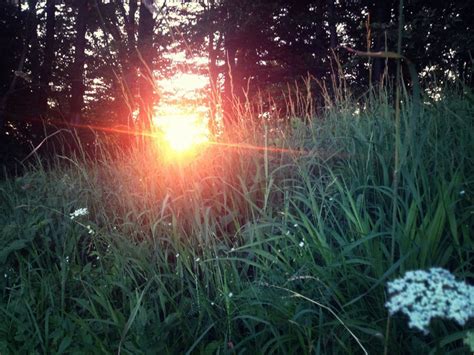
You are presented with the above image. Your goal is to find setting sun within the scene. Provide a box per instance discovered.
[154,106,209,155]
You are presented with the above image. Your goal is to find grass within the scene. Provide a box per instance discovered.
[1,82,473,354]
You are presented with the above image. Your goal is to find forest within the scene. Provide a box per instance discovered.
[0,0,473,353]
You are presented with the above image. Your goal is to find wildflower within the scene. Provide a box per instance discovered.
[211,302,215,306]
[70,208,88,220]
[176,253,180,258]
[230,247,235,252]
[299,241,305,247]
[195,257,200,262]
[228,292,233,298]
[459,190,466,196]
[329,197,334,201]
[385,267,474,334]
[86,225,95,235]
[293,223,298,228]
[285,230,290,236]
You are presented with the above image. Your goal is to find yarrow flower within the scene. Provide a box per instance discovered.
[385,267,474,334]
[70,208,88,220]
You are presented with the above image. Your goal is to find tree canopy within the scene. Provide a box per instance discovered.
[0,0,472,164]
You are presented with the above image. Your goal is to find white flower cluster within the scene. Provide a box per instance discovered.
[385,268,474,334]
[69,208,88,219]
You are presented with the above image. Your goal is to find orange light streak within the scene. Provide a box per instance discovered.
[22,118,349,160]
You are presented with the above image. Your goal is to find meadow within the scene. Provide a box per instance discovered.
[1,83,473,354]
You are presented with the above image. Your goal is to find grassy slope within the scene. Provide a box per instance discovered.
[1,88,473,354]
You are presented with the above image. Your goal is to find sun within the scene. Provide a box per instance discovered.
[154,106,209,155]
[162,118,208,152]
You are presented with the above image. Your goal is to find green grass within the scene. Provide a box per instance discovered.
[1,85,473,354]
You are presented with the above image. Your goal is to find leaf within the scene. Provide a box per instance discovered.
[57,336,72,354]
[185,322,215,355]
[0,239,29,264]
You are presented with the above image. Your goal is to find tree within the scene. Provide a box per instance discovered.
[39,0,56,116]
[0,0,36,132]
[137,0,156,129]
[70,0,89,125]
[327,0,338,50]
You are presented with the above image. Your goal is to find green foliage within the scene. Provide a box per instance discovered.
[1,86,473,353]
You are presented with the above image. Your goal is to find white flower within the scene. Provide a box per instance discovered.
[293,223,298,228]
[195,257,200,262]
[70,208,88,219]
[228,292,233,298]
[176,253,180,258]
[385,268,474,334]
[459,190,466,196]
[86,225,95,235]
[299,241,305,248]
[285,230,290,236]
[211,302,215,306]
[230,247,235,252]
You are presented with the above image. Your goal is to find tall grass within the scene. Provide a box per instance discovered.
[0,81,473,353]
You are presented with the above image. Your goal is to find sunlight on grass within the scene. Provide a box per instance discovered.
[1,85,473,354]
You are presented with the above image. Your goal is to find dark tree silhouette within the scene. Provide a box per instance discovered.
[69,0,89,125]
[38,0,56,116]
[137,0,156,129]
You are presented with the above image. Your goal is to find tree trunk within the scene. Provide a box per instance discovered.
[0,0,35,131]
[327,0,337,50]
[208,30,219,133]
[27,0,40,91]
[223,40,237,129]
[137,0,155,130]
[121,0,138,126]
[69,0,88,125]
[371,1,392,84]
[39,0,56,116]
[206,0,222,134]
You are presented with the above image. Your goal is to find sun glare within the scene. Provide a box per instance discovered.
[154,106,209,155]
